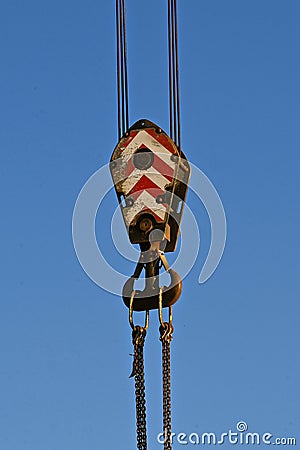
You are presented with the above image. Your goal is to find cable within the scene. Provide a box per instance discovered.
[173,0,181,149]
[168,0,174,142]
[116,0,129,139]
[168,0,181,149]
[116,0,122,139]
[117,0,181,147]
[121,0,129,132]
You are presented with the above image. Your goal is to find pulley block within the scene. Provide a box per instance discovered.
[110,119,190,252]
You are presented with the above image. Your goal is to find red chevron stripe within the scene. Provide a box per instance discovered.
[127,175,164,198]
[125,158,135,177]
[120,130,139,152]
[125,152,174,179]
[146,129,176,153]
[152,154,174,180]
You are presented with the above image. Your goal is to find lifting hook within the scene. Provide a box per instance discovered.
[122,250,182,312]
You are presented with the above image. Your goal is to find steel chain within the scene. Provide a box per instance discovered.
[160,322,174,450]
[130,325,148,450]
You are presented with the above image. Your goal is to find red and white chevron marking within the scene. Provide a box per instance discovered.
[117,129,177,226]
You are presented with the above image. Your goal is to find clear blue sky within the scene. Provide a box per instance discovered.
[1,0,299,449]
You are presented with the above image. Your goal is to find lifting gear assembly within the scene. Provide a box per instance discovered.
[111,1,190,448]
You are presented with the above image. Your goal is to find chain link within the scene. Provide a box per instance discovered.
[128,284,176,450]
[160,322,174,450]
[130,325,148,450]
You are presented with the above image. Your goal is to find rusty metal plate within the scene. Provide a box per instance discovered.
[110,119,190,252]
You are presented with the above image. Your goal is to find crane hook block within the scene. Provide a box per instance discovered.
[110,119,190,252]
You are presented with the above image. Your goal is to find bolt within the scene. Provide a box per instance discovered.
[156,195,164,204]
[139,217,153,232]
[126,197,134,207]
